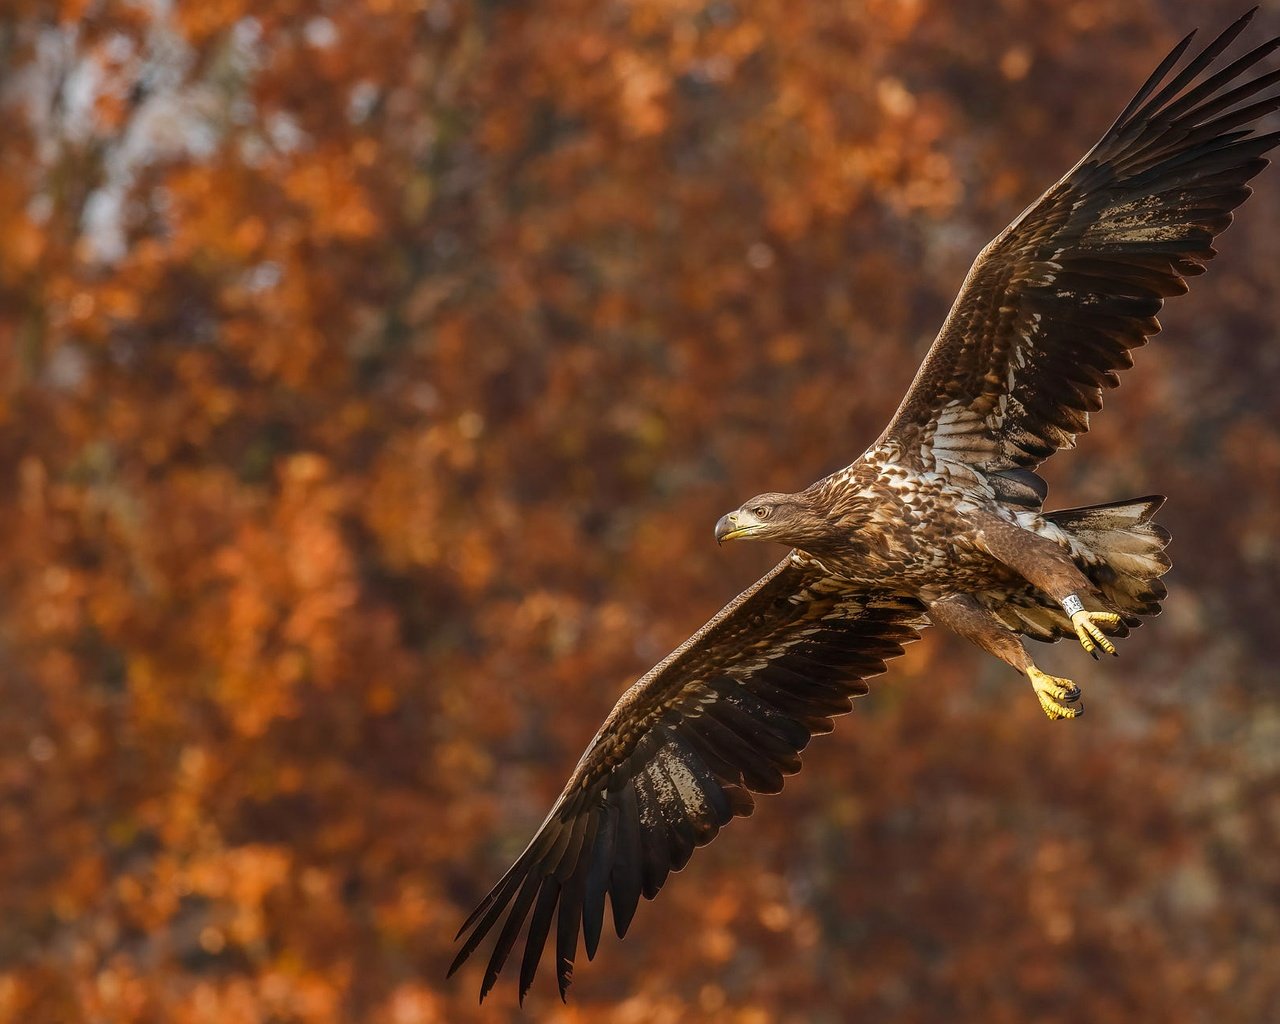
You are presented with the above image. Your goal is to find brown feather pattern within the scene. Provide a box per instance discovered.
[448,558,927,1002]
[881,8,1280,485]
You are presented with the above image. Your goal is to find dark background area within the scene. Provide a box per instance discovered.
[1,1,1278,1021]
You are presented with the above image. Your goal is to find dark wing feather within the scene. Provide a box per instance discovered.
[448,556,927,1003]
[879,10,1280,490]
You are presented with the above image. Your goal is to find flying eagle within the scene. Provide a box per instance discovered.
[450,10,1280,1003]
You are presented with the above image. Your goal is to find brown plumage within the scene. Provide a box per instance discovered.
[450,11,1277,1003]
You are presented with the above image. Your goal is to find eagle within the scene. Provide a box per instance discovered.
[450,10,1280,1003]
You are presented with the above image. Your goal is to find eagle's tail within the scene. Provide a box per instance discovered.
[992,496,1171,643]
[1047,495,1171,622]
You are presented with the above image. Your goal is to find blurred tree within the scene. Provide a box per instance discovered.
[0,1,1277,1021]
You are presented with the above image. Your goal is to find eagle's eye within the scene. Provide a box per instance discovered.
[751,504,771,519]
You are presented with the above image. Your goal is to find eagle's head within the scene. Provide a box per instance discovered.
[714,491,826,548]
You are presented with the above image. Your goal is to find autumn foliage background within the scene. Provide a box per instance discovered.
[2,1,1280,1021]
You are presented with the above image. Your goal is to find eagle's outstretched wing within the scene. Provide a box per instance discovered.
[448,557,927,1003]
[879,10,1280,496]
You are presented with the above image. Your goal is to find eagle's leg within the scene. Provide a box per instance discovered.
[927,593,1083,720]
[970,510,1124,659]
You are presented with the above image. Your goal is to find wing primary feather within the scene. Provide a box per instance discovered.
[479,873,543,1003]
[631,770,673,897]
[608,779,643,938]
[517,875,563,1003]
[449,853,536,978]
[1128,9,1258,128]
[1165,94,1280,157]
[647,756,699,871]
[452,857,523,942]
[454,816,563,941]
[550,806,593,882]
[1160,39,1280,125]
[1133,130,1280,187]
[518,877,560,1005]
[555,813,598,1002]
[1182,65,1280,128]
[1103,28,1199,137]
[581,804,616,961]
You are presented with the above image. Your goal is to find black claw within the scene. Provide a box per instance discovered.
[1089,649,1099,661]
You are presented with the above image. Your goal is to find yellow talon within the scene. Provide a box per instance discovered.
[1070,609,1122,659]
[1027,666,1083,720]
